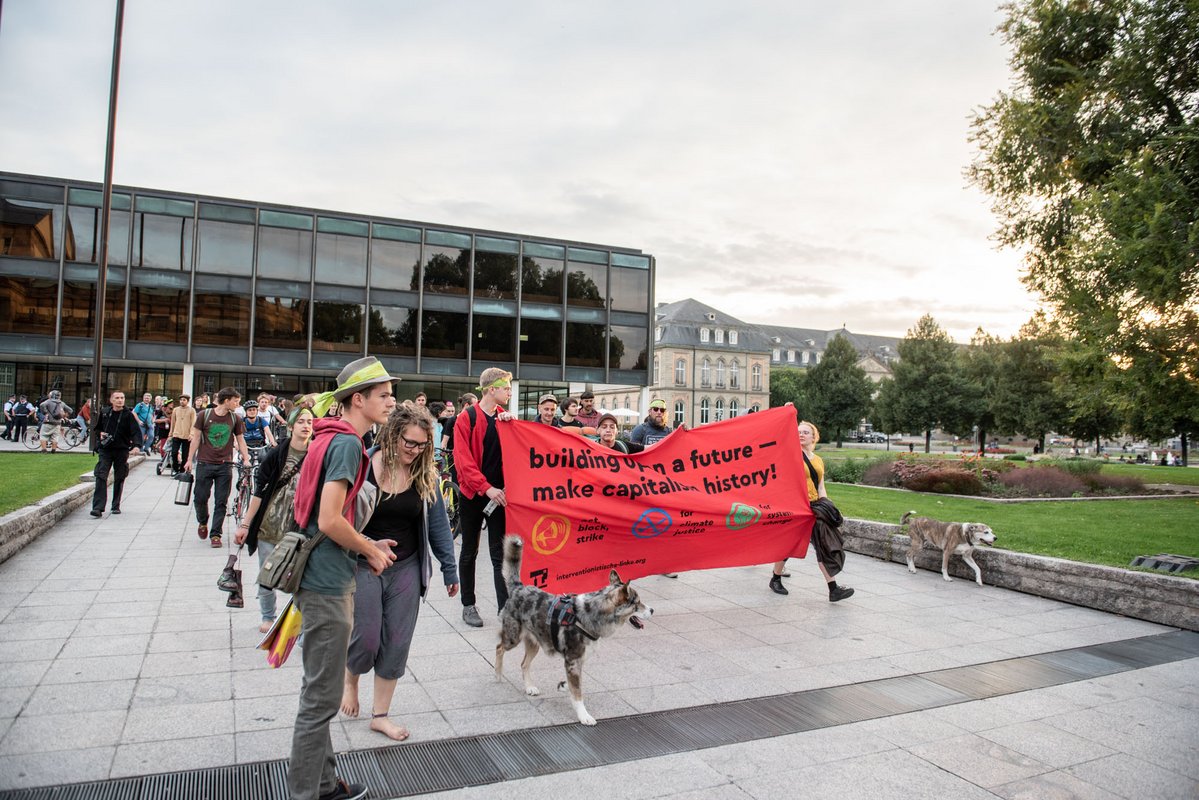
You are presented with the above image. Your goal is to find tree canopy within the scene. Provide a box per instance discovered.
[969,0,1198,439]
[803,334,874,445]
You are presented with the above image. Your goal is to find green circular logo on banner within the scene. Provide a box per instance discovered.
[725,503,761,531]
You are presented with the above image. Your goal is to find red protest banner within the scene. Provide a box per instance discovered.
[498,405,814,594]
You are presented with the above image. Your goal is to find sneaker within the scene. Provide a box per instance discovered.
[318,778,369,800]
[661,573,679,579]
[462,605,483,628]
[768,574,789,595]
[90,509,103,518]
[829,586,855,602]
[111,507,121,514]
[197,523,208,540]
[211,535,222,548]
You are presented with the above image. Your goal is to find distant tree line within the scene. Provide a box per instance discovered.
[770,313,1196,464]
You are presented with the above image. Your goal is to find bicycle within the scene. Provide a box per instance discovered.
[232,463,254,524]
[155,437,175,476]
[231,445,267,522]
[436,451,463,539]
[22,420,83,451]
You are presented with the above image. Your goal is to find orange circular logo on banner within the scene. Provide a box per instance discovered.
[531,515,571,555]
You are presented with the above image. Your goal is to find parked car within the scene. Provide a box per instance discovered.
[860,432,887,443]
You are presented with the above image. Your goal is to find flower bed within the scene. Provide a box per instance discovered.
[857,454,1149,498]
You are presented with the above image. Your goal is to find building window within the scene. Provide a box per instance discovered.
[675,358,686,385]
[701,358,711,387]
[700,328,709,343]
[729,399,739,417]
[196,214,253,276]
[674,400,685,427]
[0,277,58,336]
[751,403,761,413]
[566,249,607,308]
[729,330,738,345]
[255,295,309,350]
[520,319,561,365]
[787,350,795,363]
[421,310,469,359]
[610,265,648,312]
[193,292,250,346]
[609,325,648,372]
[652,357,659,384]
[368,305,417,356]
[128,287,188,343]
[473,315,516,363]
[312,301,364,353]
[370,229,421,292]
[655,326,661,342]
[715,398,724,421]
[132,210,194,271]
[730,359,740,389]
[715,359,725,388]
[474,250,518,300]
[699,397,710,424]
[815,351,822,363]
[714,328,723,344]
[522,254,564,305]
[752,364,762,391]
[316,220,368,285]
[772,348,780,361]
[802,350,810,365]
[565,322,605,368]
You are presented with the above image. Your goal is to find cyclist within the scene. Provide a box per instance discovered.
[37,390,73,453]
[242,401,276,452]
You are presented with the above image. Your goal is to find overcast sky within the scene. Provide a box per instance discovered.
[0,0,1037,342]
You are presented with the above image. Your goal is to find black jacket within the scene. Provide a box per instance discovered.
[94,407,143,452]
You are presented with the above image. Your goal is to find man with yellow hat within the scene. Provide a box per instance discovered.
[287,356,398,800]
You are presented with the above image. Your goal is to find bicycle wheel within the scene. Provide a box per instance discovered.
[441,479,463,539]
[60,427,80,450]
[22,429,41,450]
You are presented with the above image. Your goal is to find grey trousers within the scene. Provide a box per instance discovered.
[346,551,421,681]
[287,589,353,800]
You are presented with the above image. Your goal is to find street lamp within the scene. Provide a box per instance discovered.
[90,0,126,447]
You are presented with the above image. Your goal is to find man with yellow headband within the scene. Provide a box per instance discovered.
[453,367,514,627]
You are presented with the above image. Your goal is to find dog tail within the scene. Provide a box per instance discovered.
[900,510,916,526]
[502,535,525,592]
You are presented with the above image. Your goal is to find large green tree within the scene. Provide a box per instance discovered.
[803,334,874,446]
[991,314,1069,450]
[969,0,1199,459]
[769,367,808,410]
[871,315,974,452]
[959,329,1005,452]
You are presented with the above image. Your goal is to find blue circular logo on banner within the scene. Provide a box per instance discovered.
[632,508,673,539]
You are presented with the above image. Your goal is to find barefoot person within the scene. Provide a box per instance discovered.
[287,357,399,800]
[340,404,459,740]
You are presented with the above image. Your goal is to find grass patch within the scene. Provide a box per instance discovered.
[1100,462,1199,487]
[0,453,94,516]
[830,483,1199,575]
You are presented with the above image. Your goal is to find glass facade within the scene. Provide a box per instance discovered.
[0,172,654,396]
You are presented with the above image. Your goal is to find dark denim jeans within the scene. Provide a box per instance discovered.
[193,461,232,537]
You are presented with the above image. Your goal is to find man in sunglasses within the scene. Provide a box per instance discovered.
[630,398,673,448]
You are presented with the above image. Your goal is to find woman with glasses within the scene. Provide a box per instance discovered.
[340,404,459,741]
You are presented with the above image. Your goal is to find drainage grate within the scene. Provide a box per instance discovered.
[3,630,1195,800]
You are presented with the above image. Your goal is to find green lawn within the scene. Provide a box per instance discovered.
[0,453,94,516]
[1100,462,1199,486]
[831,482,1199,575]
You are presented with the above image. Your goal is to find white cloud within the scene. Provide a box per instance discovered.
[0,0,1037,341]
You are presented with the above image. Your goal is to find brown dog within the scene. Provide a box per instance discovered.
[901,511,997,586]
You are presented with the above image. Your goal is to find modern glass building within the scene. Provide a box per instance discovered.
[0,172,654,408]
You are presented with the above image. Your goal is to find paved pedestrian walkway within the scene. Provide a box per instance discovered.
[0,459,1195,798]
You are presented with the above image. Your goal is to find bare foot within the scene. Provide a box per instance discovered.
[370,714,410,741]
[258,620,273,634]
[340,682,359,717]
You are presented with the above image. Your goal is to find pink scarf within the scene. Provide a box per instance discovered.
[293,418,367,531]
